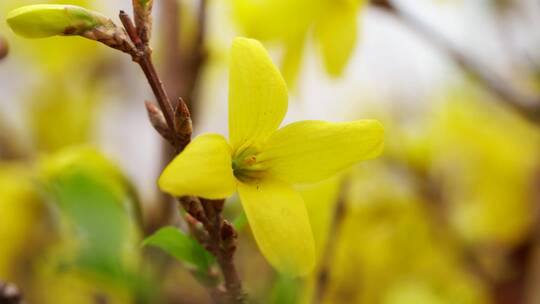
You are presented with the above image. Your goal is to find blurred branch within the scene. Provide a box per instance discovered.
[154,0,209,232]
[0,36,8,60]
[146,0,183,244]
[0,120,27,161]
[371,0,540,124]
[161,0,182,110]
[119,4,244,302]
[522,168,540,304]
[313,180,349,304]
[162,0,208,115]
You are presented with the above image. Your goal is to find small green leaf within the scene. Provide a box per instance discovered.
[270,274,300,304]
[7,4,109,38]
[40,147,143,286]
[233,211,248,231]
[143,226,215,272]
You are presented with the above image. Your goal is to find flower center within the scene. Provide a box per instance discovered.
[232,146,265,182]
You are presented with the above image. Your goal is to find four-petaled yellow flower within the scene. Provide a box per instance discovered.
[159,37,384,276]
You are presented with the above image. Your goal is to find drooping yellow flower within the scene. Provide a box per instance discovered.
[231,0,367,85]
[159,37,384,276]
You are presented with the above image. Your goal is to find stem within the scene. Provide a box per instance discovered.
[119,6,244,302]
[372,0,540,123]
[202,200,244,302]
[119,11,177,140]
[181,198,245,303]
[313,181,349,304]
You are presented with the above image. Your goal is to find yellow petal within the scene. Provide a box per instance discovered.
[258,120,384,184]
[232,0,321,41]
[238,178,315,276]
[159,134,237,199]
[281,35,306,89]
[229,37,288,151]
[315,2,361,76]
[298,175,342,262]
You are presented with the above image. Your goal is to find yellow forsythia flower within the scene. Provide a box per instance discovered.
[158,37,384,276]
[429,88,540,245]
[232,0,367,84]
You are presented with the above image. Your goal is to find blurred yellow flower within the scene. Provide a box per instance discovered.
[429,87,540,245]
[231,0,367,85]
[159,37,384,276]
[0,164,49,279]
[301,162,489,304]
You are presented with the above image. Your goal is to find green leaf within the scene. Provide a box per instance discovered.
[40,147,153,298]
[232,211,248,231]
[41,147,141,269]
[143,226,215,272]
[7,4,109,38]
[270,274,300,304]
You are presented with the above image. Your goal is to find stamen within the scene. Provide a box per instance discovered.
[232,146,266,182]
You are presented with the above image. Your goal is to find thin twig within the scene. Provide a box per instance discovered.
[119,6,244,302]
[372,0,540,123]
[313,180,349,304]
[119,11,180,145]
[201,200,244,302]
[182,198,245,303]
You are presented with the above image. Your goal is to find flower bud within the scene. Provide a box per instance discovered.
[7,4,136,54]
[7,4,109,38]
[133,0,154,44]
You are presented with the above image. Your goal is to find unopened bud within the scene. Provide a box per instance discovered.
[7,5,135,54]
[174,98,193,137]
[8,5,107,38]
[133,0,154,45]
[145,101,173,140]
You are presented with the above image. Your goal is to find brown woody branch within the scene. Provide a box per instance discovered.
[119,6,244,303]
[371,0,540,123]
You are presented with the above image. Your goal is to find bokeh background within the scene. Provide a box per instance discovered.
[1,0,540,303]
